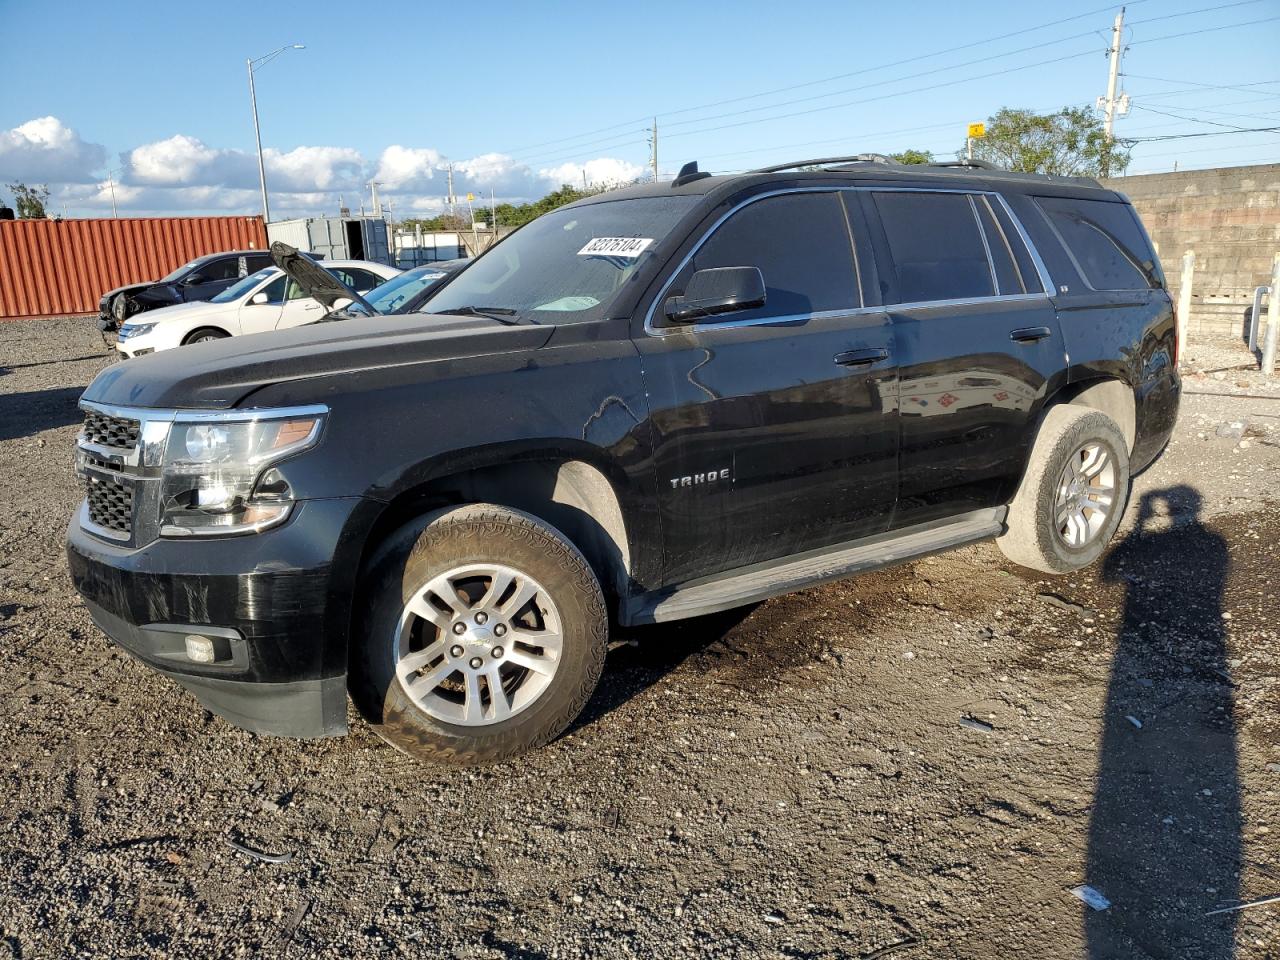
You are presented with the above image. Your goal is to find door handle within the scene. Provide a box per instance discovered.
[1010,326,1052,343]
[835,348,890,367]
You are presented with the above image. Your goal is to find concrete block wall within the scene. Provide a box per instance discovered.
[1101,163,1280,339]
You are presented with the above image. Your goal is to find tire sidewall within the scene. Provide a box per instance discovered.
[352,506,606,762]
[1031,411,1130,572]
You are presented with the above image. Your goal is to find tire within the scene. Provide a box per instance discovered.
[996,405,1130,574]
[351,504,608,764]
[182,327,230,345]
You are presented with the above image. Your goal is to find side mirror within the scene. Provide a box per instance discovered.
[183,274,204,286]
[664,266,766,324]
[250,292,269,305]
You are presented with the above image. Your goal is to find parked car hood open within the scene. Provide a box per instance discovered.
[270,241,381,314]
[81,312,554,410]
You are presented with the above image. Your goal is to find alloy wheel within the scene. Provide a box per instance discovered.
[393,563,562,726]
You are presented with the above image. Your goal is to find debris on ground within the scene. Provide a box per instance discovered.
[1070,885,1112,911]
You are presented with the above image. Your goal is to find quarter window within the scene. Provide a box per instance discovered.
[680,192,859,322]
[1034,196,1158,291]
[872,192,994,304]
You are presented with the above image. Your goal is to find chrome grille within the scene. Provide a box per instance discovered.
[84,470,134,535]
[82,409,140,450]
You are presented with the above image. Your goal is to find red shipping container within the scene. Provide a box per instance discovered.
[0,216,268,320]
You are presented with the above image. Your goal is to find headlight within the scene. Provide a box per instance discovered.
[158,408,326,537]
[113,295,130,321]
[118,322,157,340]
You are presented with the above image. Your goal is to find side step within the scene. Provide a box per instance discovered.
[624,507,1006,625]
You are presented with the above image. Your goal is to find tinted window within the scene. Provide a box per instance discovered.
[1035,196,1158,291]
[989,199,1044,293]
[974,196,1025,295]
[682,192,858,322]
[246,254,272,272]
[329,267,381,292]
[196,257,243,283]
[872,192,994,303]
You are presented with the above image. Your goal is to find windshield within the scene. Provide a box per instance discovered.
[211,268,276,304]
[366,266,449,314]
[421,195,699,323]
[160,258,202,283]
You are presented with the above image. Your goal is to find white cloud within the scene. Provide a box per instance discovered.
[125,134,254,187]
[13,115,645,217]
[0,116,107,183]
[539,157,645,189]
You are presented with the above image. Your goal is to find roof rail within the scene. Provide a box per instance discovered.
[927,159,1003,171]
[753,154,899,173]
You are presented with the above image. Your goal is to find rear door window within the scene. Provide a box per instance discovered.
[1034,196,1158,291]
[681,192,859,322]
[871,192,994,304]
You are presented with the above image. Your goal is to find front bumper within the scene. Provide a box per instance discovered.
[67,496,377,738]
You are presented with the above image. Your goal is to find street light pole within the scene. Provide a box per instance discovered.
[247,43,304,226]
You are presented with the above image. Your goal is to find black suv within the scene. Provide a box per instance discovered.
[67,157,1180,764]
[97,250,273,330]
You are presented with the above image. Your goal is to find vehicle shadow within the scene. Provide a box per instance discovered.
[0,385,85,442]
[1087,485,1240,957]
[571,605,761,731]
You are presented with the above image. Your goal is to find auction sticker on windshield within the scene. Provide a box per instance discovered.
[577,237,654,257]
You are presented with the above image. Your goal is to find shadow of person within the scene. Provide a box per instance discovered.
[1087,485,1240,958]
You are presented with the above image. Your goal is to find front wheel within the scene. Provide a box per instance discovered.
[996,405,1131,574]
[182,327,229,345]
[351,504,608,764]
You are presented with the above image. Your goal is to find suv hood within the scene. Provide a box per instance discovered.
[82,312,553,410]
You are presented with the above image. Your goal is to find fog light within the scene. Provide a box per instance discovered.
[185,634,216,663]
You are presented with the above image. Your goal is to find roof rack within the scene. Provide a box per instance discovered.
[753,154,898,173]
[926,159,1003,171]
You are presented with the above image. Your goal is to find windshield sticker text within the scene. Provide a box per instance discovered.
[577,237,654,258]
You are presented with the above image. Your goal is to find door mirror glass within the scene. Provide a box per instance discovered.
[183,273,204,286]
[664,266,766,323]
[250,291,270,305]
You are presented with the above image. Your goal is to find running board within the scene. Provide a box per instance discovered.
[623,507,1006,625]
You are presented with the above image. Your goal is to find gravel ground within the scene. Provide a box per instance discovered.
[2,317,1278,959]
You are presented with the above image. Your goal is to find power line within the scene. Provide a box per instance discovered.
[661,49,1101,143]
[499,1,1149,158]
[1131,103,1278,131]
[1127,126,1280,142]
[530,15,1278,168]
[1127,0,1266,25]
[1128,14,1280,46]
[1125,74,1280,96]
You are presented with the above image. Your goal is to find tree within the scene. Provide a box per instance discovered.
[890,149,935,165]
[6,182,50,219]
[401,183,606,234]
[964,107,1129,177]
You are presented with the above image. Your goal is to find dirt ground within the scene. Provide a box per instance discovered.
[1,317,1278,960]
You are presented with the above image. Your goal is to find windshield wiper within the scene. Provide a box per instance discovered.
[442,305,528,325]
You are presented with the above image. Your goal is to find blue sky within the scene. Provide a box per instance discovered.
[1,0,1277,217]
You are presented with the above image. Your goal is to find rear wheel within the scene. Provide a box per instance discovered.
[182,327,229,345]
[351,504,607,764]
[997,405,1130,574]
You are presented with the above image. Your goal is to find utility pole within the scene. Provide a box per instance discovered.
[446,164,456,219]
[368,180,382,218]
[106,171,118,218]
[1097,7,1130,177]
[650,117,659,180]
[246,44,305,225]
